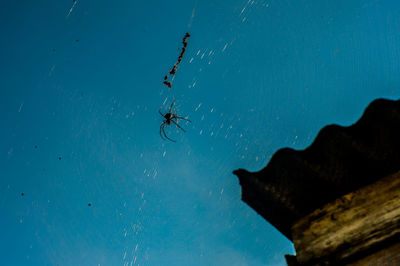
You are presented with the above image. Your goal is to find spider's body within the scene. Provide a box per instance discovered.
[159,101,190,142]
[164,113,173,124]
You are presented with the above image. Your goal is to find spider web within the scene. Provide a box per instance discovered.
[4,0,400,265]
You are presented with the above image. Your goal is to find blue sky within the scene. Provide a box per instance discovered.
[1,0,400,265]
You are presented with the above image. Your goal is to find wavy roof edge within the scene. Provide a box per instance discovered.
[234,98,400,240]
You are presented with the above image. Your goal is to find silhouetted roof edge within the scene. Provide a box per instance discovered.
[234,98,400,240]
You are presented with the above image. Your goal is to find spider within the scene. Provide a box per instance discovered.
[159,101,191,142]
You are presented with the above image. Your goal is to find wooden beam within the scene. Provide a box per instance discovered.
[292,170,400,264]
[349,241,400,265]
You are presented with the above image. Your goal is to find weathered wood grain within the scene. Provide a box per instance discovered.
[292,170,400,264]
[348,240,400,266]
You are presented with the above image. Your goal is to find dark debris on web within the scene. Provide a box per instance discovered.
[163,33,190,89]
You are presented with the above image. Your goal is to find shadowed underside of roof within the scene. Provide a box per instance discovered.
[234,98,400,240]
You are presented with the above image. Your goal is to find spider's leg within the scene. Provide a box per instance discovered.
[169,100,175,113]
[171,119,186,132]
[175,116,191,123]
[159,110,165,117]
[162,126,176,142]
[160,123,166,140]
